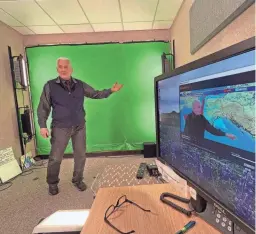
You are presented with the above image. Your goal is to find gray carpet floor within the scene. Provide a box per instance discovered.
[0,155,157,234]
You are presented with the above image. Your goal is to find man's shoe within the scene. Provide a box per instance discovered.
[73,181,87,191]
[49,184,59,195]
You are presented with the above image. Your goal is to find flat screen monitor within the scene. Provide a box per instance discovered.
[155,37,255,234]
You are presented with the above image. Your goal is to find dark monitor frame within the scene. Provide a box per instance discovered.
[154,37,255,234]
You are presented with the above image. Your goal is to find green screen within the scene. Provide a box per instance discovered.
[26,42,170,154]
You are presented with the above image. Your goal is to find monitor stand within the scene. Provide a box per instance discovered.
[189,194,248,234]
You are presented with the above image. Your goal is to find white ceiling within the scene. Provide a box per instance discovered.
[0,0,183,35]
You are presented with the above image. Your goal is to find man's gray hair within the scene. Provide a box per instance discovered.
[56,57,71,66]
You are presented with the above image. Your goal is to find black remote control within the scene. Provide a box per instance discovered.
[136,163,147,179]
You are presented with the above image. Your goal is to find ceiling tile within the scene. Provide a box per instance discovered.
[13,26,35,35]
[28,25,63,34]
[36,0,88,24]
[0,1,55,25]
[60,24,93,33]
[0,8,22,26]
[155,0,183,21]
[120,0,158,22]
[123,22,152,31]
[93,23,122,32]
[153,20,172,29]
[79,0,121,23]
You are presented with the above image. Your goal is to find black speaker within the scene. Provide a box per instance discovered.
[143,142,156,158]
[21,109,32,141]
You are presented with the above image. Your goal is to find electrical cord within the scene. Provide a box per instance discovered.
[15,131,47,176]
[22,165,48,174]
[0,145,47,192]
[0,181,12,192]
[0,164,47,192]
[21,145,47,175]
[160,192,194,217]
[21,142,48,175]
[20,170,34,176]
[34,160,48,167]
[0,173,19,192]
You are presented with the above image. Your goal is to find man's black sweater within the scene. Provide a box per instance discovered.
[184,112,226,141]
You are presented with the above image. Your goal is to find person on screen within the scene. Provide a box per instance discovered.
[184,100,236,141]
[37,57,123,195]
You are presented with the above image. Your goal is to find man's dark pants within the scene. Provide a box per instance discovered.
[47,124,86,185]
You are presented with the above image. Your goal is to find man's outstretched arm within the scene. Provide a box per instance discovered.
[204,117,236,139]
[204,118,226,136]
[82,81,123,99]
[37,83,51,137]
[82,82,112,99]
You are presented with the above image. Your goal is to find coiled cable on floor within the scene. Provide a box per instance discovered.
[0,160,47,192]
[0,181,12,191]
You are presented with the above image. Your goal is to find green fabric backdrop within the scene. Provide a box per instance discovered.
[26,42,170,154]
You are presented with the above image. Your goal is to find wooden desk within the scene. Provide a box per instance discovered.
[81,184,220,234]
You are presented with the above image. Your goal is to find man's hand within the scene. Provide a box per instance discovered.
[111,82,123,92]
[40,128,49,138]
[226,133,236,140]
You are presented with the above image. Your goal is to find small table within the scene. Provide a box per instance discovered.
[81,183,220,234]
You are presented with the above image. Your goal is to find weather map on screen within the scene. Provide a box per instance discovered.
[180,69,255,154]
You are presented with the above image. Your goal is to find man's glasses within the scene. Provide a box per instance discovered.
[104,195,151,234]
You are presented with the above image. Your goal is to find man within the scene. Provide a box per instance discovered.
[184,100,236,142]
[37,57,123,195]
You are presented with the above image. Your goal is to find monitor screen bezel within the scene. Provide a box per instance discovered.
[154,37,255,234]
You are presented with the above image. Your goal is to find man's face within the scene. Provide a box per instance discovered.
[192,101,202,115]
[57,59,72,79]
